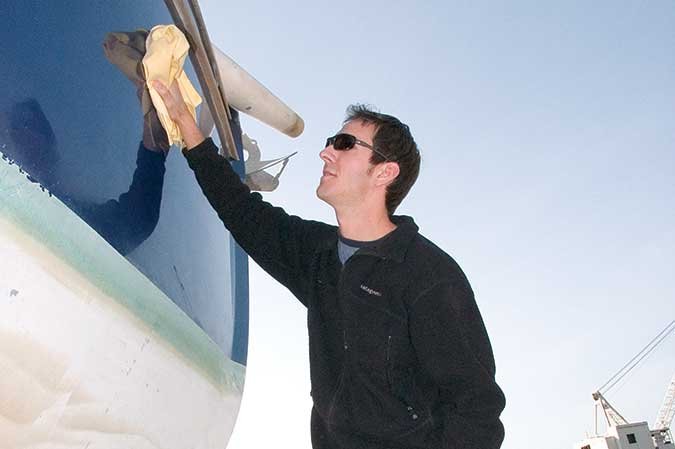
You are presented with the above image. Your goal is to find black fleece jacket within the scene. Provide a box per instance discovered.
[184,138,505,449]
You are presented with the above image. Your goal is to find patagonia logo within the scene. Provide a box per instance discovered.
[360,284,382,297]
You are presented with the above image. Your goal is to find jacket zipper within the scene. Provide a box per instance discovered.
[326,370,345,428]
[386,335,392,388]
[327,268,348,427]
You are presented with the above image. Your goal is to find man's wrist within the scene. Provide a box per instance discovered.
[175,113,205,150]
[183,132,206,151]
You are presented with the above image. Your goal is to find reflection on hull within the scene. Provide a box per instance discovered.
[0,154,244,448]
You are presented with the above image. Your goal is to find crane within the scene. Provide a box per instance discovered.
[592,320,675,435]
[654,375,675,429]
[654,374,675,431]
[592,390,628,428]
[651,374,675,448]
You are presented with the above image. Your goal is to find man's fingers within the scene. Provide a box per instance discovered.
[150,79,191,126]
[151,81,171,108]
[152,80,168,94]
[151,80,184,109]
[169,81,183,97]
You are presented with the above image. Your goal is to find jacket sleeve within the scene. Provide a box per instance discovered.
[409,279,505,449]
[183,138,330,305]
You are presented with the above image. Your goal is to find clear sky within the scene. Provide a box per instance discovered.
[199,1,675,448]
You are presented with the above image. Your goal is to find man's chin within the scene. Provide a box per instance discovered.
[316,185,326,201]
[316,185,332,205]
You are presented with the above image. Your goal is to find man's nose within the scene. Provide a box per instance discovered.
[319,145,336,163]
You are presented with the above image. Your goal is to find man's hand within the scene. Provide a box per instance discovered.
[152,80,205,150]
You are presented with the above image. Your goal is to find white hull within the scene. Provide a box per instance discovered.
[0,157,245,449]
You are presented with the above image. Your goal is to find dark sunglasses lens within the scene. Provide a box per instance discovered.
[333,134,356,150]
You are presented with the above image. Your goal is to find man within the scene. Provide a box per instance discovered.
[154,80,505,449]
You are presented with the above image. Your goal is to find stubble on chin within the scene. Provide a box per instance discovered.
[316,180,335,206]
[316,183,327,202]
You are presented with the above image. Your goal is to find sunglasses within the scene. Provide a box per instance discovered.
[325,133,391,161]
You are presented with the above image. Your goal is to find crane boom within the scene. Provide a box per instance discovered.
[593,391,629,427]
[655,374,675,430]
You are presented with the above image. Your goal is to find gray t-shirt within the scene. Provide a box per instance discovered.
[337,230,395,265]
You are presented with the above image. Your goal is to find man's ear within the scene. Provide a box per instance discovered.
[375,161,400,187]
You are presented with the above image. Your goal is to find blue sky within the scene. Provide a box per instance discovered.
[199,1,675,448]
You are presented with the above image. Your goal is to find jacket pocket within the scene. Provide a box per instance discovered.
[342,328,432,440]
[386,335,434,428]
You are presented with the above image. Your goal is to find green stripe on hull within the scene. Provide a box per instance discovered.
[0,156,244,392]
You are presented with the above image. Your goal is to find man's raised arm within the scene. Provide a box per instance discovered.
[151,80,331,305]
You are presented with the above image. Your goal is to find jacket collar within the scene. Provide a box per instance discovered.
[348,215,419,263]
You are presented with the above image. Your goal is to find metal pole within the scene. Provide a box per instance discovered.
[186,0,231,120]
[163,0,238,159]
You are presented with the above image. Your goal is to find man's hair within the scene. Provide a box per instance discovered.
[344,104,420,215]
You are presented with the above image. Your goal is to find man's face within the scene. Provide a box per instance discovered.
[316,119,379,209]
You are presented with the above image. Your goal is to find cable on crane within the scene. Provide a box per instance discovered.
[598,320,675,395]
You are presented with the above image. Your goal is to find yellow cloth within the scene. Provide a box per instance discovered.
[143,25,202,147]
